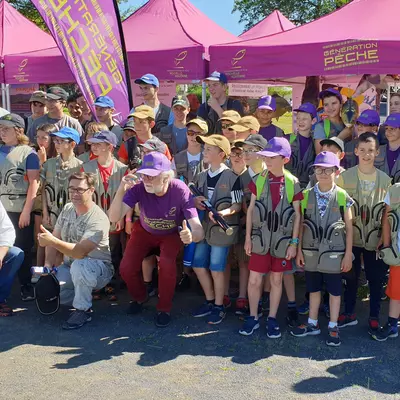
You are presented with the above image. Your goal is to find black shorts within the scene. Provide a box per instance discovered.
[305,271,342,296]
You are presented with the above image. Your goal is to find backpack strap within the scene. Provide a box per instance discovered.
[283,170,295,203]
[336,186,347,220]
[289,133,297,145]
[301,189,310,215]
[323,119,331,139]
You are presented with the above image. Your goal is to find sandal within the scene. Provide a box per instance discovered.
[0,303,13,317]
[92,289,102,301]
[105,285,117,301]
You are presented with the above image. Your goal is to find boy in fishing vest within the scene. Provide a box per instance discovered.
[172,118,208,291]
[241,138,303,337]
[372,184,400,341]
[230,134,267,315]
[219,110,241,144]
[291,152,353,347]
[287,103,317,188]
[344,110,380,169]
[83,131,127,300]
[336,132,391,334]
[41,127,83,229]
[191,135,243,325]
[256,95,284,141]
[313,88,352,154]
[375,113,400,183]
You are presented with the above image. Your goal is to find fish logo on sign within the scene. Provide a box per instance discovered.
[175,51,188,68]
[231,49,246,69]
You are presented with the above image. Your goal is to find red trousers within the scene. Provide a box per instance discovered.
[120,221,183,312]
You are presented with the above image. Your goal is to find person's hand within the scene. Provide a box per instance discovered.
[119,170,138,192]
[244,237,252,256]
[208,97,221,113]
[194,196,206,211]
[115,218,124,232]
[37,225,55,247]
[18,210,31,229]
[296,250,305,270]
[125,220,133,235]
[209,210,223,224]
[341,252,353,273]
[37,145,47,166]
[285,245,297,260]
[179,220,192,245]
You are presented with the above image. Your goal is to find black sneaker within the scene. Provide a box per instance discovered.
[176,273,191,292]
[21,284,35,301]
[291,323,321,337]
[145,282,157,297]
[326,326,341,347]
[127,301,143,315]
[62,310,92,330]
[155,312,171,328]
[286,308,299,328]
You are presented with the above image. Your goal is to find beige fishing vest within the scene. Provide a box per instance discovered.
[174,150,205,184]
[380,183,400,266]
[195,168,240,246]
[375,145,400,183]
[42,155,83,226]
[251,169,300,258]
[0,145,33,213]
[301,185,348,274]
[83,159,127,232]
[339,167,391,250]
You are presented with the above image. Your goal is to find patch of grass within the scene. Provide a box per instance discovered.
[274,112,293,134]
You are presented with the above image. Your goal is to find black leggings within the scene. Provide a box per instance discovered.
[8,212,34,286]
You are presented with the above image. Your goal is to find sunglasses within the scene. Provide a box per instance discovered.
[187,130,204,137]
[221,123,233,129]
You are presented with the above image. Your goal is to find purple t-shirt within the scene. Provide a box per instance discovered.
[387,147,400,172]
[298,134,312,158]
[123,178,197,235]
[259,125,277,142]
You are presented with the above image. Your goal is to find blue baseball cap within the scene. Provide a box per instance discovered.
[94,96,114,108]
[50,127,80,144]
[87,130,118,147]
[294,102,317,119]
[319,88,343,103]
[356,109,380,126]
[257,95,276,111]
[384,113,400,128]
[257,137,291,158]
[312,151,340,169]
[134,73,160,87]
[205,71,228,84]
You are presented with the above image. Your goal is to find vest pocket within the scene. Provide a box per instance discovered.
[209,223,238,246]
[318,250,344,273]
[253,201,268,227]
[272,235,291,258]
[161,133,172,145]
[280,206,295,229]
[380,245,400,266]
[251,225,269,255]
[365,228,381,250]
[303,248,319,271]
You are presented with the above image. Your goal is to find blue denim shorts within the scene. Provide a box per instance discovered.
[192,242,230,272]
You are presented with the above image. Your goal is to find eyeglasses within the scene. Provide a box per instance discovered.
[187,130,204,137]
[221,123,233,129]
[230,152,243,159]
[68,187,91,194]
[32,102,45,107]
[243,149,259,154]
[314,167,336,175]
[141,174,156,181]
[52,138,71,145]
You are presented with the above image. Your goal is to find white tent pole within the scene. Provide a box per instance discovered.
[202,82,207,103]
[6,84,10,111]
[1,84,6,109]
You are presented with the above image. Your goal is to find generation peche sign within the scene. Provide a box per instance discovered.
[31,0,131,120]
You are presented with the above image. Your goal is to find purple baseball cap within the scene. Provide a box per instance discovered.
[356,109,380,126]
[384,113,400,128]
[257,137,291,158]
[312,151,340,169]
[294,102,317,119]
[257,95,276,111]
[87,130,118,147]
[137,152,171,177]
[319,88,343,103]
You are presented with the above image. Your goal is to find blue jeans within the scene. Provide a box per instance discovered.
[0,247,24,303]
[192,242,229,272]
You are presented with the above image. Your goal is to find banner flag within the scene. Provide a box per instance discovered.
[31,0,132,121]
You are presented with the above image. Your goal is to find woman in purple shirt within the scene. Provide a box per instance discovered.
[109,152,204,328]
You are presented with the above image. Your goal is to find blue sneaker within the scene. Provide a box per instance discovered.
[192,301,213,318]
[207,305,226,325]
[372,323,399,342]
[298,300,310,315]
[239,316,260,336]
[290,323,321,337]
[267,317,281,339]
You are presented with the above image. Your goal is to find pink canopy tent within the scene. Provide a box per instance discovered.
[122,0,238,81]
[209,0,400,81]
[1,0,72,84]
[239,10,295,40]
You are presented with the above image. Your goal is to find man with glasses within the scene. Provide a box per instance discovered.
[28,87,83,141]
[26,91,47,139]
[133,74,171,133]
[109,152,204,328]
[38,172,112,330]
[41,127,83,229]
[197,71,244,134]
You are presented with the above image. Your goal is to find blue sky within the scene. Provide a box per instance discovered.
[122,0,246,36]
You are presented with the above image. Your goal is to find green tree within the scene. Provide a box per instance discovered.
[7,0,136,30]
[233,0,352,31]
